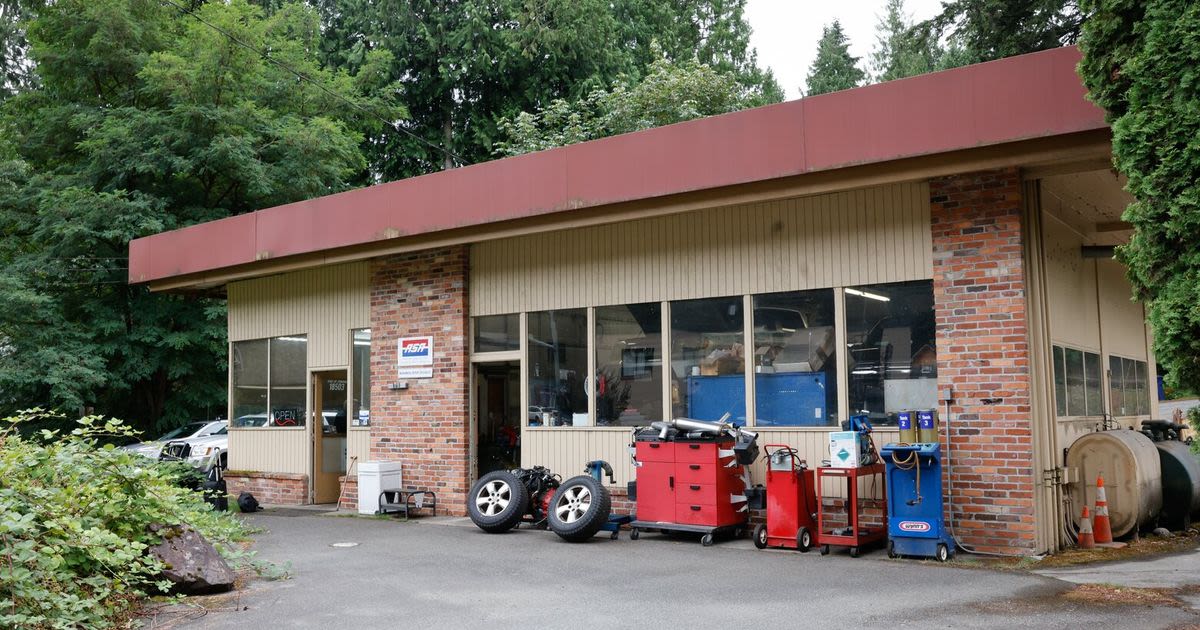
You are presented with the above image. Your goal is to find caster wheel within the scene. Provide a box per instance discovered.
[820,545,830,556]
[610,531,619,541]
[849,546,860,558]
[630,528,640,541]
[753,524,768,549]
[797,527,812,552]
[887,541,897,559]
[701,533,714,547]
[936,543,950,563]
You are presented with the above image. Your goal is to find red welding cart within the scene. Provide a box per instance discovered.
[752,445,817,551]
[815,462,886,557]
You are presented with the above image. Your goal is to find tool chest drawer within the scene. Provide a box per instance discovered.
[675,482,717,505]
[674,442,719,463]
[674,461,721,484]
[635,441,674,463]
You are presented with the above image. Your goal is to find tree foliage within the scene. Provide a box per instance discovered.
[0,412,250,628]
[1078,0,1200,390]
[0,0,384,431]
[869,0,940,82]
[915,0,1084,65]
[495,49,755,156]
[805,20,866,96]
[313,0,781,179]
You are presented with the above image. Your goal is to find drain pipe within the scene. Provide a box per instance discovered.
[943,398,1011,557]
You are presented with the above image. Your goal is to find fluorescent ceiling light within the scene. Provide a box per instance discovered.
[845,288,890,302]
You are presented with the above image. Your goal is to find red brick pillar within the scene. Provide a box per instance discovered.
[930,168,1036,555]
[369,247,471,515]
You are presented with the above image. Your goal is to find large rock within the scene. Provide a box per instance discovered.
[148,524,236,594]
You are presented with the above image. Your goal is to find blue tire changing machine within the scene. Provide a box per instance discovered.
[880,442,955,562]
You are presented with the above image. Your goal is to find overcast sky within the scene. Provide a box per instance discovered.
[745,0,946,99]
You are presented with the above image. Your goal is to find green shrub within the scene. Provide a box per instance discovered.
[1188,407,1200,455]
[0,411,249,629]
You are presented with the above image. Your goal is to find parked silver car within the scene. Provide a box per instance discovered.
[121,420,226,459]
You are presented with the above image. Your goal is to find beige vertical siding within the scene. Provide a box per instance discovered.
[227,262,370,477]
[227,262,370,368]
[228,428,308,475]
[521,427,897,500]
[470,183,932,316]
[1097,259,1148,362]
[347,428,371,471]
[1043,216,1102,352]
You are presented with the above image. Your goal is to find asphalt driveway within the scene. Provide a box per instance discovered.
[158,511,1200,629]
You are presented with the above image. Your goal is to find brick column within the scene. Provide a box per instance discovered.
[930,168,1036,555]
[369,246,471,515]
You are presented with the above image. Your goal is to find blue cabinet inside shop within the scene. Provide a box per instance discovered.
[686,372,828,425]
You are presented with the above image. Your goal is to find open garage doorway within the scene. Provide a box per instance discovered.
[473,361,521,479]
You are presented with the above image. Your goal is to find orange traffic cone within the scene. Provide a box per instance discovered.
[1077,505,1095,549]
[1093,473,1113,545]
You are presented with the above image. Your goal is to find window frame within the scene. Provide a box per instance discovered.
[1050,343,1105,419]
[228,334,309,431]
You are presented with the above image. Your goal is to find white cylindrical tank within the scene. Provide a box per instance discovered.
[1066,429,1162,538]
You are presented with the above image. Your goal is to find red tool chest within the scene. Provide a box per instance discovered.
[634,439,746,528]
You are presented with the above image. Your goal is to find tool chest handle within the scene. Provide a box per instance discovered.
[689,464,700,470]
[689,485,700,490]
[688,444,700,450]
[669,476,674,489]
[690,505,701,511]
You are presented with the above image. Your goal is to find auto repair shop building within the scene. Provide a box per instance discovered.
[129,46,1157,556]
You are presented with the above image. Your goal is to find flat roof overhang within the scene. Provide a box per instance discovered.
[129,46,1109,291]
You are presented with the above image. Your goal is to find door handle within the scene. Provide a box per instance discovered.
[669,476,674,490]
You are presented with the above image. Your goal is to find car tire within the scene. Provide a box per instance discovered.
[468,471,529,533]
[547,475,611,542]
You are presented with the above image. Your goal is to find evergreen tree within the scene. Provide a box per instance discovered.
[869,0,939,82]
[805,20,865,96]
[915,0,1084,64]
[1078,0,1200,390]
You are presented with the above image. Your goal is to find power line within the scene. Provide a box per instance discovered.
[157,0,467,167]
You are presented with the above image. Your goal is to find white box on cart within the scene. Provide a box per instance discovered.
[828,431,863,468]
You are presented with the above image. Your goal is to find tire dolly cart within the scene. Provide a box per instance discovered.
[753,445,817,551]
[584,460,634,540]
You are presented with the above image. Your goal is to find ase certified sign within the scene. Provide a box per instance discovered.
[397,336,434,378]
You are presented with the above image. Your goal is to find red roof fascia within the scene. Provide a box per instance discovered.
[129,46,1105,284]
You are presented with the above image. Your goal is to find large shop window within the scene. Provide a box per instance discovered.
[845,281,936,424]
[351,329,371,427]
[474,314,520,353]
[1109,355,1150,417]
[1051,345,1103,417]
[595,303,664,426]
[527,309,588,427]
[753,290,838,426]
[231,335,308,428]
[672,296,746,421]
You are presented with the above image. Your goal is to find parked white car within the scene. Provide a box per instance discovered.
[166,425,229,472]
[121,420,226,459]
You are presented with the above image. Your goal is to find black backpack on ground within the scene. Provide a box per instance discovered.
[237,491,262,513]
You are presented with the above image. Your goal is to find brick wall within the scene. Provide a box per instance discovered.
[338,476,358,511]
[225,471,307,506]
[370,247,471,516]
[930,167,1036,555]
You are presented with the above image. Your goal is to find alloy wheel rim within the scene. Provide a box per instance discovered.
[555,486,592,524]
[476,480,511,516]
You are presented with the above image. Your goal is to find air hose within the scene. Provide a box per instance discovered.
[890,447,921,506]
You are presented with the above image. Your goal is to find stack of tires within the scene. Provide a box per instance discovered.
[467,469,612,542]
